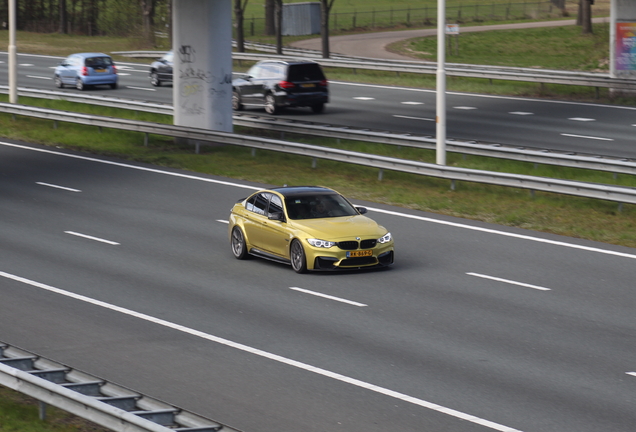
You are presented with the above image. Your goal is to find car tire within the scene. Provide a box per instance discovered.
[232,91,243,111]
[150,71,161,87]
[290,239,307,273]
[231,226,249,260]
[110,82,118,90]
[311,103,325,113]
[76,78,85,91]
[264,94,278,115]
[54,76,64,89]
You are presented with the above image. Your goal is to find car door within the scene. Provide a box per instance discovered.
[157,52,173,81]
[259,194,289,257]
[238,63,266,105]
[58,55,77,84]
[242,192,271,250]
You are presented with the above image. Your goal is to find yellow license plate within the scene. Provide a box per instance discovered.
[94,68,106,72]
[301,83,315,88]
[347,250,372,258]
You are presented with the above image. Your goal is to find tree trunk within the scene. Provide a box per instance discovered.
[234,0,248,52]
[275,0,282,55]
[59,0,67,33]
[320,0,335,59]
[140,0,156,47]
[581,0,592,34]
[265,0,275,36]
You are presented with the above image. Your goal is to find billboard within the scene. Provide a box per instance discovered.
[615,22,636,76]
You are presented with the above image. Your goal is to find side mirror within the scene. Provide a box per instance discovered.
[268,212,285,222]
[356,207,368,214]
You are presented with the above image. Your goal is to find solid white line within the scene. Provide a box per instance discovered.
[126,86,154,91]
[126,86,157,91]
[0,270,522,432]
[393,114,435,121]
[64,231,119,245]
[4,141,636,261]
[0,141,260,191]
[26,75,52,80]
[561,133,613,141]
[364,206,636,261]
[36,182,81,192]
[467,273,551,291]
[290,287,368,307]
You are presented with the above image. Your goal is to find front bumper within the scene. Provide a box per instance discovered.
[307,242,395,271]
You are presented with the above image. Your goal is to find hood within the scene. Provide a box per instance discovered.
[289,215,387,241]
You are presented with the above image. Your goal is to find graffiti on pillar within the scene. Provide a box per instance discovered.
[178,45,207,116]
[177,44,232,118]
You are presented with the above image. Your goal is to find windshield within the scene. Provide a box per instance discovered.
[285,194,359,220]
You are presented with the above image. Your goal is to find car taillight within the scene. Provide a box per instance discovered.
[320,79,328,87]
[112,65,117,74]
[279,81,295,89]
[81,66,88,76]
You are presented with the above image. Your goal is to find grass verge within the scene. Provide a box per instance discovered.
[0,385,109,432]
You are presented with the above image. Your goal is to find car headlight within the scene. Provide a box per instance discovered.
[307,238,336,248]
[377,232,392,244]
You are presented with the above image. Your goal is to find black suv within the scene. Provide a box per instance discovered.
[232,60,329,114]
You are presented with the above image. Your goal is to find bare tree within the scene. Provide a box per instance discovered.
[320,0,335,58]
[140,0,156,46]
[234,0,249,52]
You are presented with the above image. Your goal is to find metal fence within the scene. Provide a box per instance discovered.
[240,0,609,37]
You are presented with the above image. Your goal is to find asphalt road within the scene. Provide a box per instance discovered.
[4,50,636,160]
[1,140,635,432]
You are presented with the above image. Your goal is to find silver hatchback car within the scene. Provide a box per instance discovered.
[54,52,118,91]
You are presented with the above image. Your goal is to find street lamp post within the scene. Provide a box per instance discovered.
[436,0,446,165]
[8,0,18,103]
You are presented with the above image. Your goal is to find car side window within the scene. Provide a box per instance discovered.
[261,64,278,79]
[246,193,269,215]
[267,195,284,218]
[247,64,262,78]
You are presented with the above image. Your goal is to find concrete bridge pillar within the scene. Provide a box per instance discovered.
[173,0,233,133]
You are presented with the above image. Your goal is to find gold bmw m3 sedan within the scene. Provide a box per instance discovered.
[228,186,394,273]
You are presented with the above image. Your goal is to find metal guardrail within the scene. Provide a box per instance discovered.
[0,342,240,432]
[112,47,636,92]
[1,101,635,207]
[4,86,636,176]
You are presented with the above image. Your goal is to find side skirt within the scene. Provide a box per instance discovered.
[249,248,291,265]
